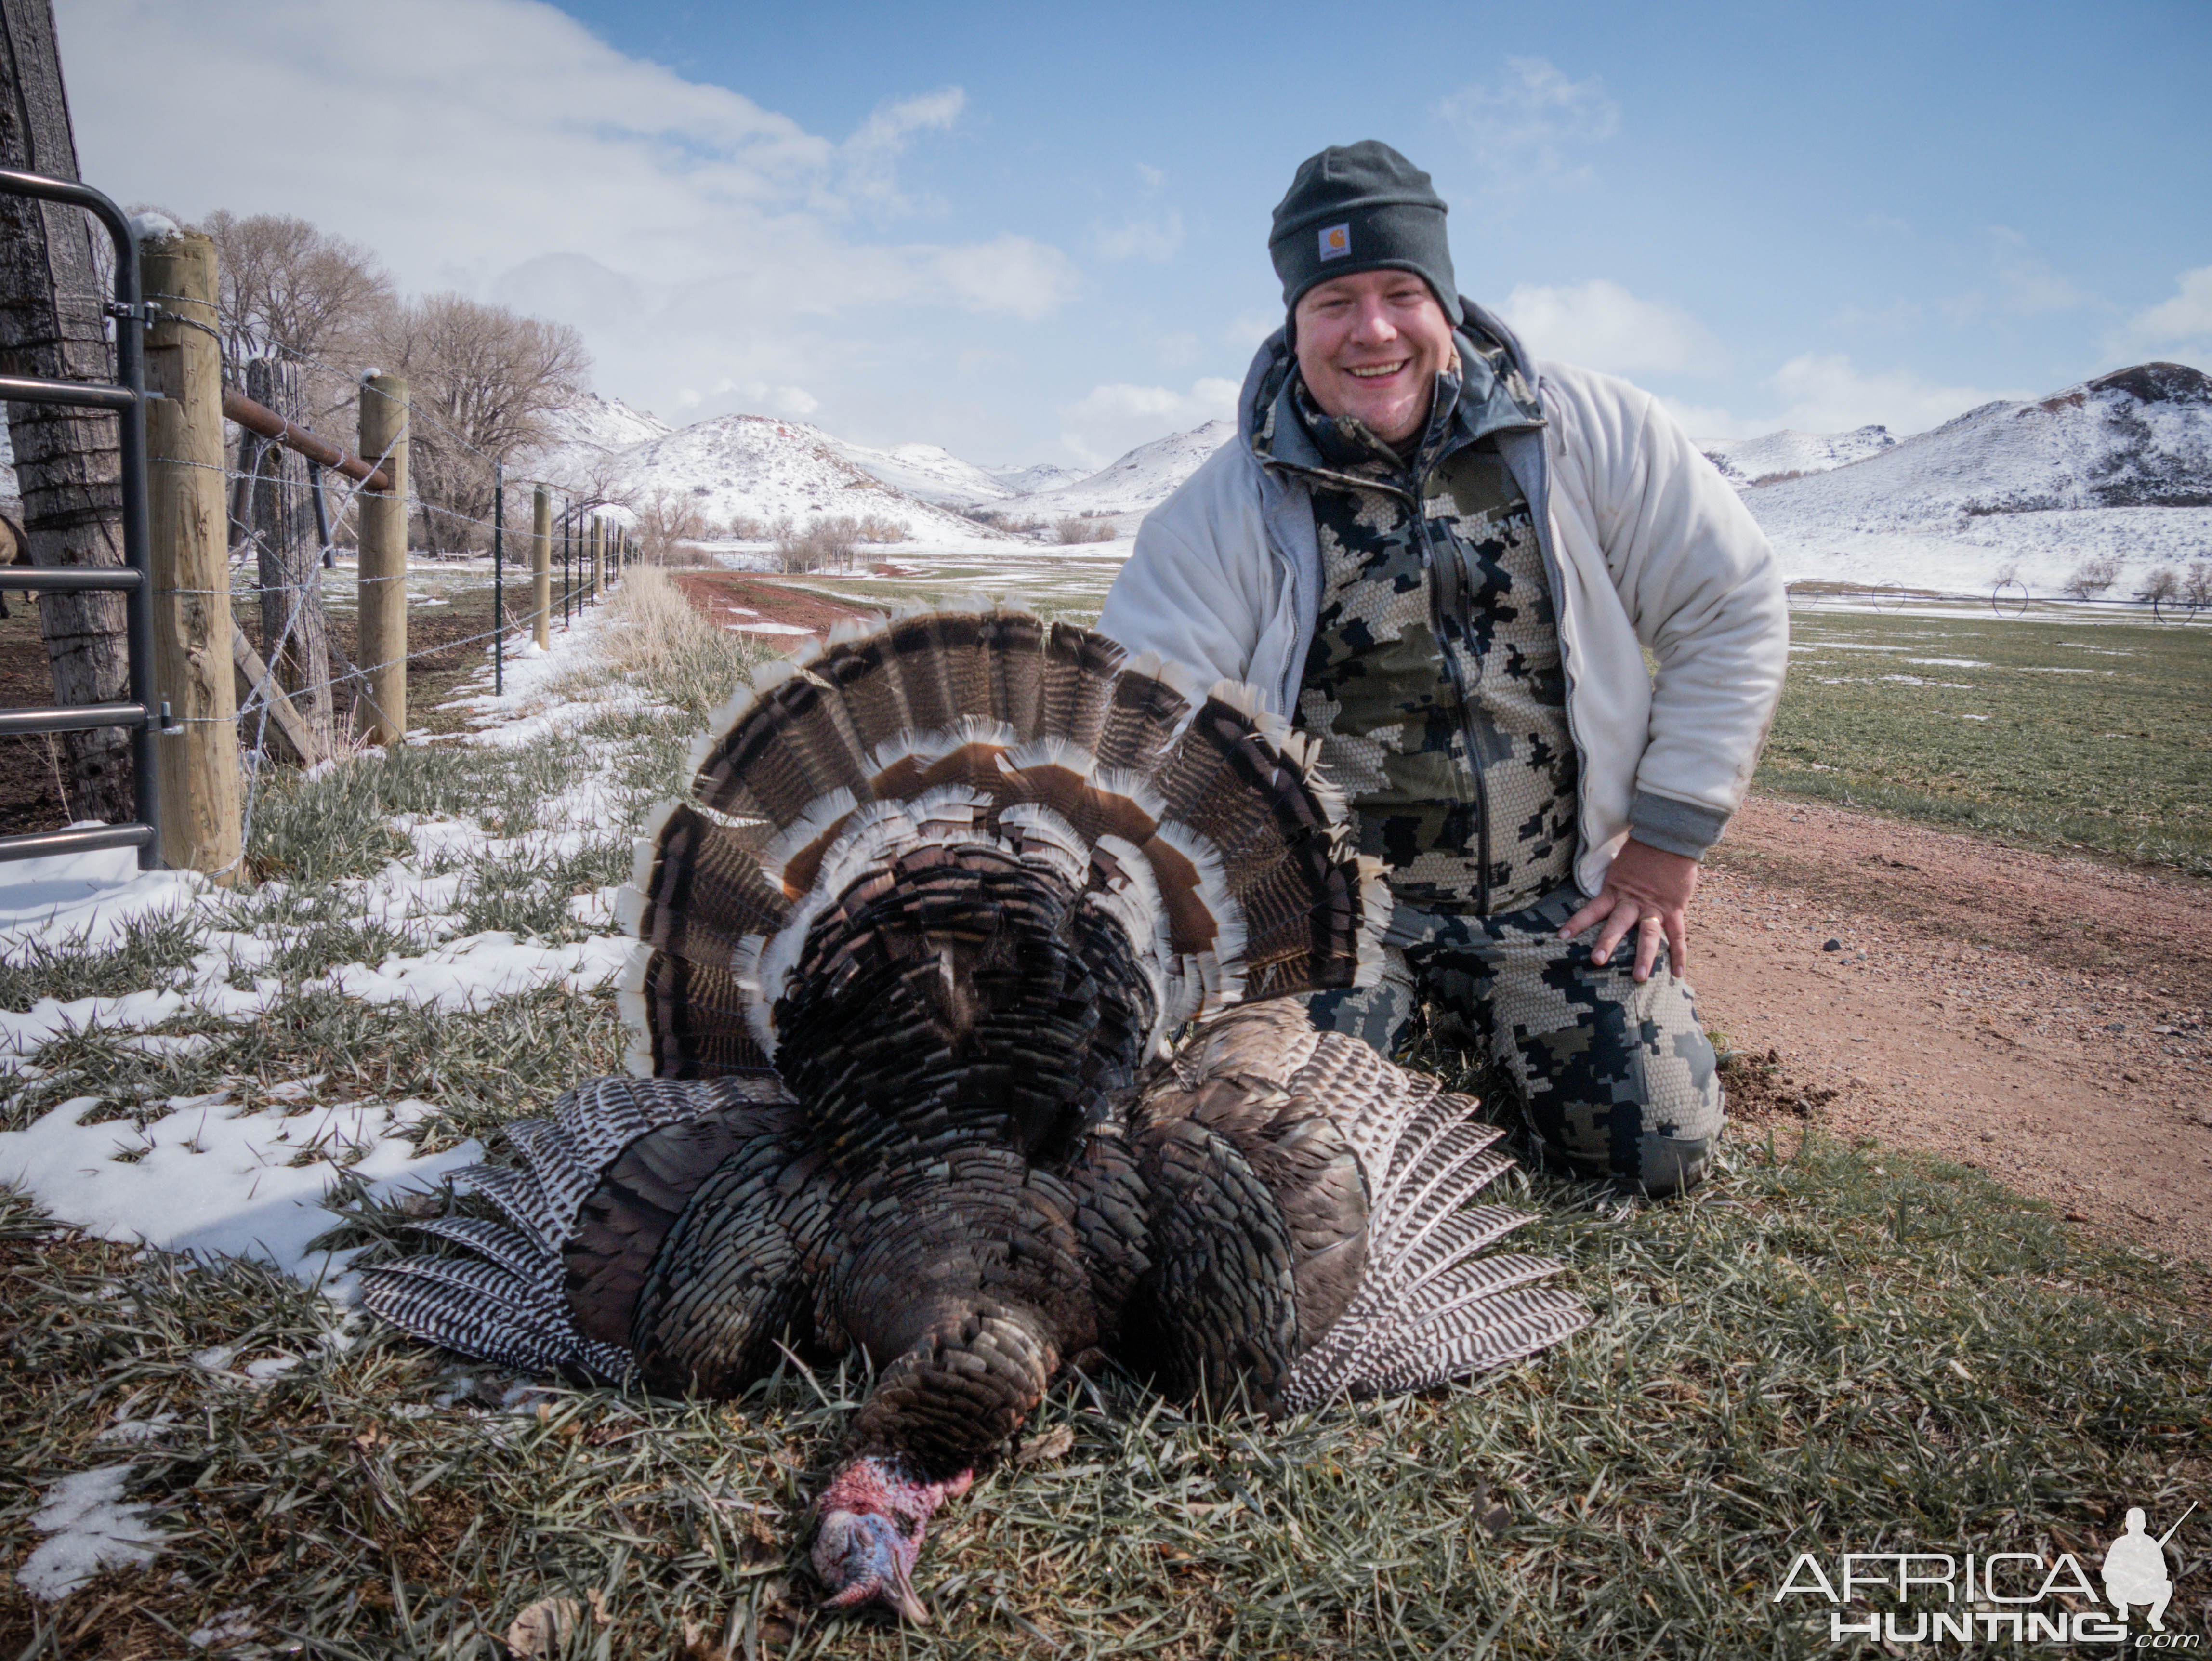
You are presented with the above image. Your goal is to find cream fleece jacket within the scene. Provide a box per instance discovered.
[1097,309,1789,897]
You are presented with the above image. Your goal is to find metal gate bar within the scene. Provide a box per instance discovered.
[0,166,161,869]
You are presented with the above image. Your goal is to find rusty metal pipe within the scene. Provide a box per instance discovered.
[222,387,392,492]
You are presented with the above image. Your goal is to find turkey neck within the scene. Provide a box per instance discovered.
[814,1147,1092,1471]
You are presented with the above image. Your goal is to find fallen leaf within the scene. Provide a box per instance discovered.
[504,1596,579,1658]
[1015,1424,1075,1465]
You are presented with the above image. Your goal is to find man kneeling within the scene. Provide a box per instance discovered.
[1098,142,1788,1198]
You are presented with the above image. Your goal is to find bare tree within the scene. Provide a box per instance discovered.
[2134,567,2180,620]
[0,0,132,821]
[632,488,708,565]
[2062,555,2120,601]
[198,211,391,395]
[2183,562,2212,615]
[374,293,590,554]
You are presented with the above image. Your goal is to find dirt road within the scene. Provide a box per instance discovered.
[1698,797,2212,1269]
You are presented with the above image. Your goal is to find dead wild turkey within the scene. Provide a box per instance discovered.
[362,605,1589,1621]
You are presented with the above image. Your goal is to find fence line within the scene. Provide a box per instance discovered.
[12,224,645,880]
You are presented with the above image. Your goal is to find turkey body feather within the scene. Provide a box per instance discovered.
[360,606,1588,1620]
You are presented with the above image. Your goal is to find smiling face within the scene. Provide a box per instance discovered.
[1292,268,1457,446]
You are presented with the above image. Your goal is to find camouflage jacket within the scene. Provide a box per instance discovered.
[1273,352,1578,915]
[1098,297,1788,896]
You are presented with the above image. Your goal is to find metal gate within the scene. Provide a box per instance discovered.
[0,167,162,868]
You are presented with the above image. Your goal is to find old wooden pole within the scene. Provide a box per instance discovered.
[589,514,603,601]
[141,231,243,882]
[355,372,408,742]
[531,485,551,649]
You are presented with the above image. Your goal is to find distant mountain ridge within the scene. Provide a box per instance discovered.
[1700,424,1896,488]
[1738,361,2212,592]
[992,421,1238,520]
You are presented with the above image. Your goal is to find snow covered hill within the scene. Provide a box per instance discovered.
[1743,362,2212,593]
[1701,425,1896,488]
[830,438,1013,506]
[613,414,1002,541]
[995,420,1237,520]
[987,462,1088,496]
[529,392,672,498]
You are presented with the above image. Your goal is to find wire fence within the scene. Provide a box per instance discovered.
[9,286,633,881]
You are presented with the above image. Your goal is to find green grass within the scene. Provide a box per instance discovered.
[6,582,2208,1656]
[1762,608,2212,874]
[2,1132,2204,1659]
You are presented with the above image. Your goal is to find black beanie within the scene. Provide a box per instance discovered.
[1269,141,1461,326]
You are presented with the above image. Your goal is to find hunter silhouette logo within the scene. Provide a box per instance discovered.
[2104,1502,2193,1631]
[1318,223,1350,261]
[1775,1497,2201,1647]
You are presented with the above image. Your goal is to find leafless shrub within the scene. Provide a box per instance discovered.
[2134,567,2180,618]
[2062,555,2120,601]
[2183,562,2212,612]
[1052,516,1116,544]
[775,514,861,573]
[854,514,907,544]
[723,514,765,541]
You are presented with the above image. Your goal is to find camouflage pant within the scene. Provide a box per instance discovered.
[1306,885,1722,1198]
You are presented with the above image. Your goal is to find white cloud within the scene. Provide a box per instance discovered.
[1659,355,2020,443]
[1093,210,1184,263]
[837,88,966,215]
[1492,279,1721,375]
[2117,265,2212,360]
[1057,378,1238,469]
[1988,227,2090,316]
[929,235,1080,319]
[1225,310,1281,347]
[1435,58,1619,188]
[54,0,1074,430]
[1655,396,1758,444]
[1762,353,2015,435]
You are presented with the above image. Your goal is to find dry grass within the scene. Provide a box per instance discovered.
[5,593,2209,1656]
[3,1130,2207,1658]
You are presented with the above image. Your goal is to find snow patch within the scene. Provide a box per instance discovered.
[18,1465,164,1600]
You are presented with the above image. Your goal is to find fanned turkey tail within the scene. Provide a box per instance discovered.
[620,602,1390,1080]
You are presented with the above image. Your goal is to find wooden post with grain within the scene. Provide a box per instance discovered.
[589,514,603,601]
[355,372,409,742]
[141,231,243,883]
[531,485,551,649]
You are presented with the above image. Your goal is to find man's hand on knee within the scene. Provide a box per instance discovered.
[1561,838,1700,982]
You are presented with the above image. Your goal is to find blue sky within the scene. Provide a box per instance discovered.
[58,0,2212,468]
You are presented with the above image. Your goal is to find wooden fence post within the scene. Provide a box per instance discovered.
[356,373,408,742]
[142,231,243,883]
[590,514,603,601]
[531,485,551,649]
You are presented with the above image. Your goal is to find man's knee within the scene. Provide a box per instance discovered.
[1506,963,1724,1198]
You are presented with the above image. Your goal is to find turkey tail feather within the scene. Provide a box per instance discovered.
[359,1076,770,1382]
[621,604,1388,1080]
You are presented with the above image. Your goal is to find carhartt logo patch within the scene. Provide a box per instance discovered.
[1318,223,1351,261]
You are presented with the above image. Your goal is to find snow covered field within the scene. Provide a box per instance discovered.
[0,600,682,1299]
